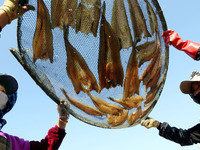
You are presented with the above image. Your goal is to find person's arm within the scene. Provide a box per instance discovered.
[30,100,69,150]
[30,125,66,150]
[0,0,34,31]
[0,9,9,30]
[162,29,200,60]
[141,118,200,146]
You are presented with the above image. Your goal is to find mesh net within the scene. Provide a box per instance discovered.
[11,0,168,129]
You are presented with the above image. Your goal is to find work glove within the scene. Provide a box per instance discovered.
[162,29,200,60]
[1,0,35,23]
[56,99,69,122]
[141,117,159,129]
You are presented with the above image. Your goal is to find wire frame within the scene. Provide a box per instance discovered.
[11,0,169,129]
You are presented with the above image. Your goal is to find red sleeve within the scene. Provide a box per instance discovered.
[30,125,66,150]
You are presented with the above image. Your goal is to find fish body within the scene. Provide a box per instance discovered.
[144,0,158,35]
[87,92,124,115]
[111,0,132,49]
[122,47,139,100]
[109,96,144,110]
[33,0,53,63]
[127,106,142,125]
[62,89,105,116]
[75,0,101,36]
[127,0,151,43]
[51,0,78,29]
[107,110,129,126]
[64,27,99,94]
[98,2,124,93]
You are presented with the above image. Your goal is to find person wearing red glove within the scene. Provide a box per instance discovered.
[0,0,35,32]
[141,71,200,146]
[162,29,200,60]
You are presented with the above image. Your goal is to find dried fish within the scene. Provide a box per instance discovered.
[51,0,78,29]
[75,0,101,36]
[144,52,164,91]
[111,0,132,49]
[127,0,151,43]
[51,0,64,29]
[61,89,105,116]
[140,35,161,91]
[62,0,78,27]
[107,110,129,126]
[64,26,99,94]
[33,0,53,63]
[109,96,144,110]
[141,99,157,118]
[122,47,140,100]
[144,80,162,105]
[127,106,142,125]
[136,39,158,67]
[144,0,158,36]
[98,2,124,93]
[87,92,124,115]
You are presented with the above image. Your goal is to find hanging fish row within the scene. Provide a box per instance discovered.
[32,0,158,63]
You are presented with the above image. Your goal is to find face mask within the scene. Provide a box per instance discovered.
[0,91,8,110]
[190,92,200,104]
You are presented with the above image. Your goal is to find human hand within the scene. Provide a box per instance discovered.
[56,99,69,123]
[162,29,182,47]
[141,117,159,129]
[1,0,35,23]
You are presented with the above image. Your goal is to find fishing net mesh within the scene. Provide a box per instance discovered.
[11,0,168,128]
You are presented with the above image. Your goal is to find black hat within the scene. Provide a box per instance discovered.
[0,74,18,95]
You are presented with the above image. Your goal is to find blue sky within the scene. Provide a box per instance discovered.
[1,0,200,150]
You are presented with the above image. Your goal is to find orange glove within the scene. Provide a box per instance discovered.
[1,0,35,23]
[162,29,200,60]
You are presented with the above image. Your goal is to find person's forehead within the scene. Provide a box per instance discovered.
[0,85,5,90]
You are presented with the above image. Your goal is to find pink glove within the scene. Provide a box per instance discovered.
[162,29,200,60]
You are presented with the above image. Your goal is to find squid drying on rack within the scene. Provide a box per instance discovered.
[32,0,53,63]
[107,110,129,127]
[109,96,144,110]
[63,26,99,94]
[87,92,124,115]
[127,106,142,125]
[61,89,105,116]
[75,0,101,37]
[144,0,158,36]
[51,0,78,29]
[122,47,140,101]
[127,0,151,43]
[111,0,132,50]
[98,2,124,93]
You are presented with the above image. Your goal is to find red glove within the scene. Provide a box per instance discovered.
[162,29,200,60]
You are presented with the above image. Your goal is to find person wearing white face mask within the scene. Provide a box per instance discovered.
[0,74,69,150]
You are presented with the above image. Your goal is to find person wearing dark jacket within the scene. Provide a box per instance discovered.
[141,71,200,146]
[162,29,200,60]
[0,74,69,150]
